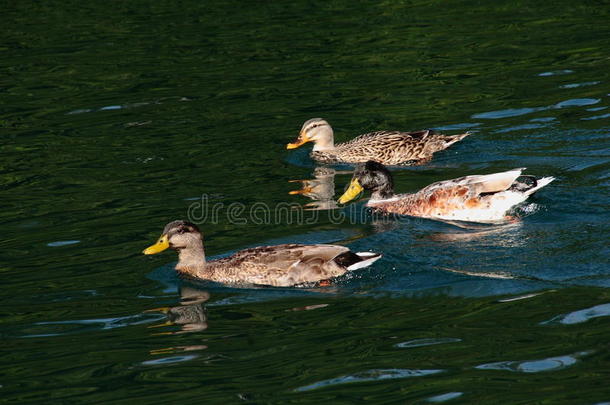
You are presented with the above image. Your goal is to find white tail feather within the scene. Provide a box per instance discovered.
[347,252,382,271]
[355,252,379,257]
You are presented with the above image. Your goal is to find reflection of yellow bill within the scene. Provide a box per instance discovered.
[286,132,311,149]
[338,178,364,204]
[143,234,170,255]
[289,186,313,195]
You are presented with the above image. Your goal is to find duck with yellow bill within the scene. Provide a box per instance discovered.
[338,161,555,223]
[143,220,381,287]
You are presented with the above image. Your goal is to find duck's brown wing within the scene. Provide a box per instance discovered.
[332,131,426,164]
[346,130,431,146]
[337,130,467,165]
[213,244,351,286]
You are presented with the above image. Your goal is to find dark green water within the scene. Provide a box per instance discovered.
[2,1,610,403]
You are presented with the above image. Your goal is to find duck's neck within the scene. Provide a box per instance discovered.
[312,132,335,151]
[370,186,395,202]
[176,244,208,277]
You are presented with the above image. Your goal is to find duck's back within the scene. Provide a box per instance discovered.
[207,244,352,286]
[312,130,467,165]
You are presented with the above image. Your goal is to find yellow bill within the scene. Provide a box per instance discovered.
[338,178,364,204]
[286,132,311,149]
[143,234,170,255]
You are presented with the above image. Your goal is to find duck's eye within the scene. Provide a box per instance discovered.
[177,228,187,234]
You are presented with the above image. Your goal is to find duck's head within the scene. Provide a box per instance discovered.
[143,220,202,255]
[287,118,334,151]
[338,160,394,204]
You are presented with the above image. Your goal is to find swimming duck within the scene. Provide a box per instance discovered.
[143,220,381,287]
[286,118,469,165]
[338,161,554,223]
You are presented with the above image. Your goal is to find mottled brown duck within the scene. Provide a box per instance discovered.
[287,118,469,165]
[143,220,381,287]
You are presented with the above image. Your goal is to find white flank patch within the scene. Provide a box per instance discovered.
[431,190,530,222]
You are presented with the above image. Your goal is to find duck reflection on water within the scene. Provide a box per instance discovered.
[423,220,526,244]
[289,167,351,211]
[147,286,210,335]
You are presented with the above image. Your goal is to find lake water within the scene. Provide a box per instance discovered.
[2,1,609,403]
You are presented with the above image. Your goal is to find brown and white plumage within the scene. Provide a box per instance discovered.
[338,161,555,223]
[143,220,381,287]
[287,118,469,165]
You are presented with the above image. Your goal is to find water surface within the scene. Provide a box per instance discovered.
[1,1,609,403]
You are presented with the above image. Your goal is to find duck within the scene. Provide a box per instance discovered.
[143,220,381,287]
[338,161,555,223]
[286,118,469,165]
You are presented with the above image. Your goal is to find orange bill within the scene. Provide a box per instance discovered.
[286,132,311,149]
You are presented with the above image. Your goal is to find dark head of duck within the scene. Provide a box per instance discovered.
[339,160,395,204]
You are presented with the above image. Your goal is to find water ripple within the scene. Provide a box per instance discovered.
[494,123,546,133]
[472,107,546,119]
[472,98,600,120]
[427,392,464,403]
[294,368,444,392]
[433,122,481,131]
[582,112,610,121]
[67,101,153,114]
[22,313,165,337]
[529,117,556,122]
[395,337,461,348]
[141,355,199,366]
[538,69,574,76]
[497,291,551,303]
[553,98,600,108]
[559,81,601,89]
[47,240,80,247]
[475,351,590,373]
[540,303,610,325]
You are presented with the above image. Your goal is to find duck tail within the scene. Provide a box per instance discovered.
[523,176,555,196]
[334,251,382,271]
[349,252,382,271]
[508,174,555,196]
[444,132,470,147]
